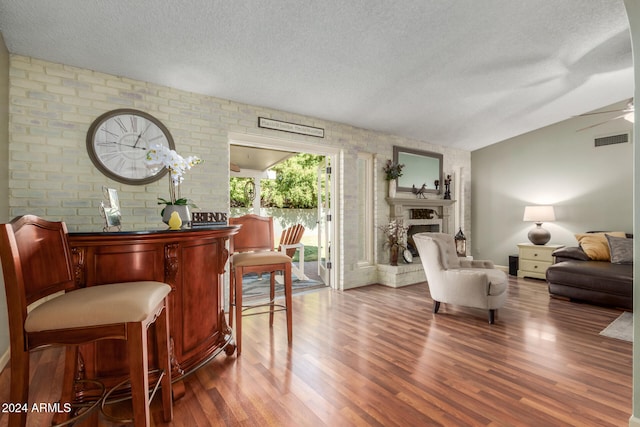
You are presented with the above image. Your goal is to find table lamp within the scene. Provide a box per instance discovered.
[523,205,555,245]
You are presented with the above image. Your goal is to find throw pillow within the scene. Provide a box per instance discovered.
[606,234,634,264]
[574,232,627,261]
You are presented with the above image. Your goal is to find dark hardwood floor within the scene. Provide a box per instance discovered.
[0,276,632,426]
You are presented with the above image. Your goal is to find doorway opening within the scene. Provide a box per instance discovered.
[228,133,339,293]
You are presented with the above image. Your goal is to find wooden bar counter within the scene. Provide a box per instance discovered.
[68,225,239,396]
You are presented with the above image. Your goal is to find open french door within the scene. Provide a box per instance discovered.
[317,157,332,287]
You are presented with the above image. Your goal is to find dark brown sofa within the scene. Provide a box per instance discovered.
[545,239,633,310]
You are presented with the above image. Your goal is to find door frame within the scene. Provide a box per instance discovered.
[228,132,341,290]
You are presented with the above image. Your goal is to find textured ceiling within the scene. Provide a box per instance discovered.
[0,0,634,150]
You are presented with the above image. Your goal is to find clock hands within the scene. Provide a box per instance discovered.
[99,140,147,149]
[133,122,152,148]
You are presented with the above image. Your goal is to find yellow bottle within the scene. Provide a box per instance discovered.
[168,211,182,230]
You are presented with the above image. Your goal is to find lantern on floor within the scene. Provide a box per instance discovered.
[455,227,467,257]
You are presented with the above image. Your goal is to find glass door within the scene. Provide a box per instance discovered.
[317,157,332,287]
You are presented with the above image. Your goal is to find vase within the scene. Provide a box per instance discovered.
[390,245,399,266]
[388,179,396,198]
[162,205,190,226]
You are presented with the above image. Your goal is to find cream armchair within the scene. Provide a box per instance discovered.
[413,232,508,324]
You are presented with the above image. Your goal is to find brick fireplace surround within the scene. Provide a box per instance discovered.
[378,197,456,287]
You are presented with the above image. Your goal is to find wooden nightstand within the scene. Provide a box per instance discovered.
[517,243,564,279]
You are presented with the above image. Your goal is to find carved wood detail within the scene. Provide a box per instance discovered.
[70,246,86,288]
[164,243,180,285]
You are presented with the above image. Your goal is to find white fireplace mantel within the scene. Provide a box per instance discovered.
[385,197,456,211]
[385,197,456,234]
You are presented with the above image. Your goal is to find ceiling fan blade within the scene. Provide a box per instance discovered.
[574,98,634,118]
[576,113,628,131]
[575,108,632,117]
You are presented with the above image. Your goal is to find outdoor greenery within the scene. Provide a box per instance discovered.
[230,153,325,208]
[291,245,318,262]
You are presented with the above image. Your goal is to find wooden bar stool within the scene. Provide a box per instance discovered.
[0,215,173,427]
[228,214,293,355]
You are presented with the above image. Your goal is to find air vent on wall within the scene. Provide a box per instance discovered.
[594,133,629,147]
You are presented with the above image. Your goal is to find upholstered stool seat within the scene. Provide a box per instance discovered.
[231,251,292,267]
[25,281,171,332]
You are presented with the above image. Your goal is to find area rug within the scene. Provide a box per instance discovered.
[599,312,633,342]
[241,273,325,299]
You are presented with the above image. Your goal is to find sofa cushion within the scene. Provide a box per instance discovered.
[552,246,590,262]
[606,234,633,264]
[574,232,626,261]
[546,260,632,296]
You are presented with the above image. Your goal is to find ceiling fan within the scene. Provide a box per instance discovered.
[576,98,634,131]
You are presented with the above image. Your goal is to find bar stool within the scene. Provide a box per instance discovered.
[228,214,293,355]
[0,215,173,427]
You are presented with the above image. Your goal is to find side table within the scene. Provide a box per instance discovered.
[517,243,564,279]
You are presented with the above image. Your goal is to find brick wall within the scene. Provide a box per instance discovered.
[7,54,471,288]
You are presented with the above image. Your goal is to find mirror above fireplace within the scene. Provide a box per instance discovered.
[393,146,443,194]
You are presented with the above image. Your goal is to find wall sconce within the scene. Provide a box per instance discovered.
[523,205,556,245]
[454,227,466,257]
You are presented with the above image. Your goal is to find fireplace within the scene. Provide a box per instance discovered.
[385,197,456,258]
[407,224,440,256]
[380,196,458,288]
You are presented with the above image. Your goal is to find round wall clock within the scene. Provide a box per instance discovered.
[86,109,175,185]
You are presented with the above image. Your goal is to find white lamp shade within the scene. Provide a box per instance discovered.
[523,205,556,222]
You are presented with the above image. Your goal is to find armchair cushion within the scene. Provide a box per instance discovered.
[459,259,495,269]
[429,233,461,269]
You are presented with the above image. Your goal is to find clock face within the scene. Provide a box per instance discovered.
[86,109,175,185]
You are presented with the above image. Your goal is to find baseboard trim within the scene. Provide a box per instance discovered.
[495,264,508,274]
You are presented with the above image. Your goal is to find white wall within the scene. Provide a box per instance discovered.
[0,33,9,368]
[471,101,633,265]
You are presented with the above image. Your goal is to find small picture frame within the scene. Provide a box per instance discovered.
[100,187,122,231]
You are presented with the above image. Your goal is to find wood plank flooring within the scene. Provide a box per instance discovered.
[0,276,632,426]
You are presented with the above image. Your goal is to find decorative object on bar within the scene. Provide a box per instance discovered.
[99,186,122,232]
[191,211,228,227]
[455,227,467,257]
[443,174,452,199]
[383,159,404,198]
[523,205,556,245]
[168,211,183,230]
[378,218,408,266]
[146,144,203,225]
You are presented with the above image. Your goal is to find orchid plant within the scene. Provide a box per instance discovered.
[146,144,203,211]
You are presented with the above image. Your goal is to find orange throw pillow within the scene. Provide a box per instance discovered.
[575,232,627,261]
